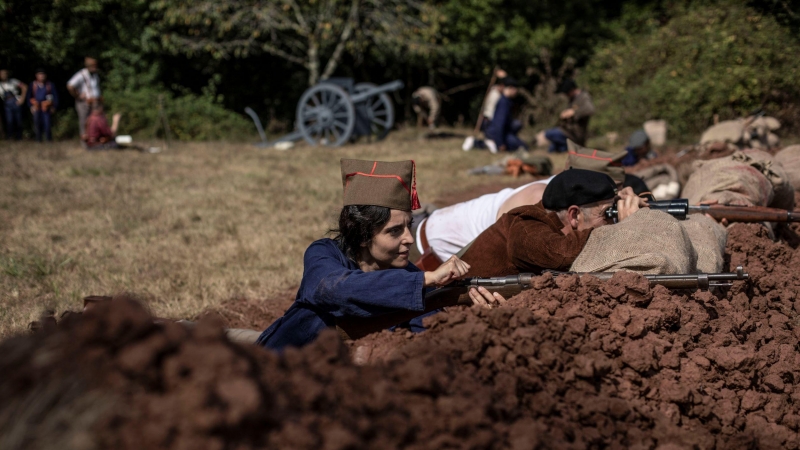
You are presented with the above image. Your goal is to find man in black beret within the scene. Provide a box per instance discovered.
[460,169,645,277]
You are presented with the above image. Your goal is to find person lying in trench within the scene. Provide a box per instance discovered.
[459,168,647,278]
[255,159,506,351]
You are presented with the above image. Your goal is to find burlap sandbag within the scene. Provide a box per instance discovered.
[681,157,774,207]
[774,145,800,193]
[735,149,794,209]
[700,120,745,145]
[570,209,697,274]
[680,214,727,273]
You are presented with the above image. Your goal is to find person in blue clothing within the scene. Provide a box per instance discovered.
[463,77,527,153]
[28,69,58,142]
[621,129,656,167]
[257,159,506,351]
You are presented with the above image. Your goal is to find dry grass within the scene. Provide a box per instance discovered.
[0,129,551,337]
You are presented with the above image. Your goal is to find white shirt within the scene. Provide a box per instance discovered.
[0,78,23,102]
[419,176,555,260]
[67,68,101,99]
[483,88,502,119]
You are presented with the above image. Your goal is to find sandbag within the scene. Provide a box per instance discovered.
[700,120,745,145]
[681,214,727,273]
[774,145,800,193]
[681,157,774,207]
[632,163,680,199]
[735,149,794,209]
[570,209,697,274]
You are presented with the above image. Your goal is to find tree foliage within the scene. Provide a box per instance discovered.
[581,1,800,138]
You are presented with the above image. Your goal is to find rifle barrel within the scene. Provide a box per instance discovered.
[688,204,800,223]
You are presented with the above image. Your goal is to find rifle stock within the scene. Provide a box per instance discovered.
[335,267,748,341]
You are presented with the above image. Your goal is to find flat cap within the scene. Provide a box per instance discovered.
[543,169,618,210]
[567,140,627,183]
[629,129,650,148]
[341,159,420,211]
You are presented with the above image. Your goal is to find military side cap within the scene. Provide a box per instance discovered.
[543,169,618,210]
[341,159,420,211]
[567,140,627,183]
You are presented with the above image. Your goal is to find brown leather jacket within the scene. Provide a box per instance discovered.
[461,202,593,278]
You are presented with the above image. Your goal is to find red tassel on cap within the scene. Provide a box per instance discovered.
[411,160,421,210]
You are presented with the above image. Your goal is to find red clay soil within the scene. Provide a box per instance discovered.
[210,289,296,330]
[2,223,800,449]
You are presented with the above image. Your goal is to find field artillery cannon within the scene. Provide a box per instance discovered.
[248,78,403,148]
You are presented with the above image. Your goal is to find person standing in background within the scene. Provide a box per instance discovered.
[411,86,441,129]
[29,69,58,142]
[0,69,28,140]
[67,57,101,138]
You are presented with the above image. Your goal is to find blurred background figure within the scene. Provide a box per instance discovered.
[543,79,595,152]
[0,69,27,140]
[28,69,58,142]
[480,68,508,129]
[622,129,656,166]
[412,86,441,129]
[463,77,527,153]
[67,56,101,138]
[84,104,121,150]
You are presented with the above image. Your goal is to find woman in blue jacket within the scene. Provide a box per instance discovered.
[257,159,504,350]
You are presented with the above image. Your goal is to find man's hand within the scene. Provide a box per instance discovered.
[699,199,730,225]
[560,108,575,120]
[468,286,507,309]
[424,255,470,287]
[616,187,648,221]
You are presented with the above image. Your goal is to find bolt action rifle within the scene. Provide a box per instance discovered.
[335,266,749,340]
[605,199,800,223]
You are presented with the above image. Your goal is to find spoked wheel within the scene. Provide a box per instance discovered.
[296,83,355,147]
[354,82,395,141]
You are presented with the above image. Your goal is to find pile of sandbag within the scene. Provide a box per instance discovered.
[774,145,800,193]
[700,116,781,149]
[571,208,727,275]
[681,149,795,209]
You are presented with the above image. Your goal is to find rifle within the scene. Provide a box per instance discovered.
[335,266,749,340]
[605,199,800,223]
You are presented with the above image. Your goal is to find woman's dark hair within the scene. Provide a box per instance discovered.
[330,205,392,260]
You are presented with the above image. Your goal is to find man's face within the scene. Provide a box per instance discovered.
[86,60,98,73]
[503,86,518,98]
[576,199,615,231]
[0,70,8,81]
[36,73,46,82]
[634,142,651,158]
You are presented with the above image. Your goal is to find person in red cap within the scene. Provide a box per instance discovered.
[460,169,646,278]
[257,159,505,350]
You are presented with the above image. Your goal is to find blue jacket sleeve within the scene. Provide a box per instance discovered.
[295,240,426,318]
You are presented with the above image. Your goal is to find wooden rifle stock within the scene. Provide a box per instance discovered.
[335,268,748,341]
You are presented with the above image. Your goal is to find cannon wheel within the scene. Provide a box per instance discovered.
[296,83,355,147]
[354,82,395,141]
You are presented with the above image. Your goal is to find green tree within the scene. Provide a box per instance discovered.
[154,0,430,86]
[581,1,800,139]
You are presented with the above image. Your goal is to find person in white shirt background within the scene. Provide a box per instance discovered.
[67,57,102,138]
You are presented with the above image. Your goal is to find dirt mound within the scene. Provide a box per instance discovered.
[3,224,800,449]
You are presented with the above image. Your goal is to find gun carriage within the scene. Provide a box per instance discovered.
[246,78,403,148]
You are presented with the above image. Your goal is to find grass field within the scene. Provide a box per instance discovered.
[0,129,569,337]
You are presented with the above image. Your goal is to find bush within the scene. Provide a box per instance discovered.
[53,87,254,141]
[580,1,800,141]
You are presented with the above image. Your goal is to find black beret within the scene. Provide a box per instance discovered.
[623,174,650,196]
[543,169,617,210]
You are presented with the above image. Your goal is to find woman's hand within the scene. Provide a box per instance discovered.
[424,255,470,287]
[616,187,648,222]
[468,286,507,309]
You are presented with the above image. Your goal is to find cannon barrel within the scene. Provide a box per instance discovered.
[349,80,404,103]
